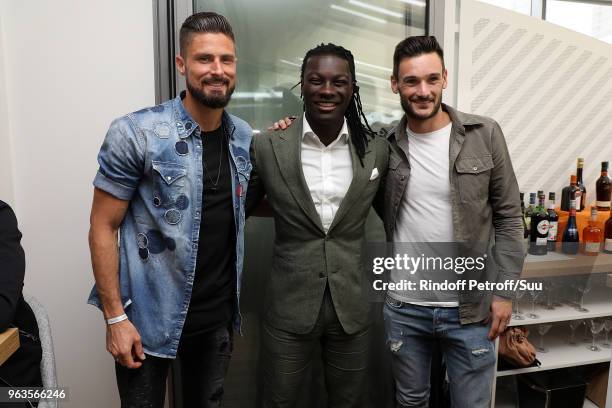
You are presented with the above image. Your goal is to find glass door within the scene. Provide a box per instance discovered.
[193,0,427,132]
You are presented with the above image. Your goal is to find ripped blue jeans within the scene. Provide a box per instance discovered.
[383,296,495,408]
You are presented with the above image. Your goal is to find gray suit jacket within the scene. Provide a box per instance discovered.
[246,116,389,334]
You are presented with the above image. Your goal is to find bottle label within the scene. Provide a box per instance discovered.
[548,222,558,241]
[585,242,600,253]
[596,201,611,208]
[536,220,550,235]
[575,195,582,210]
[606,239,612,252]
[536,237,548,246]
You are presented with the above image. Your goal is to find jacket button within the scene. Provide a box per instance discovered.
[400,176,405,181]
[473,166,478,171]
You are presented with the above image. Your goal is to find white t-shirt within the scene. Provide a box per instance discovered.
[390,122,458,307]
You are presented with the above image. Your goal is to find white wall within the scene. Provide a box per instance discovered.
[0,12,14,205]
[458,0,612,201]
[0,1,155,406]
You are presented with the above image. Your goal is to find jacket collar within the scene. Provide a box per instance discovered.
[173,91,236,139]
[387,103,484,141]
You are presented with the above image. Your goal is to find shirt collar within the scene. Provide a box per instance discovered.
[302,112,349,145]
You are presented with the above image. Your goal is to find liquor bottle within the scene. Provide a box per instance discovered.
[583,207,602,255]
[562,199,580,255]
[604,209,612,254]
[596,161,611,211]
[520,192,529,237]
[529,193,549,255]
[562,175,582,211]
[577,158,586,211]
[561,175,582,211]
[547,192,559,252]
[520,192,529,254]
[525,193,536,232]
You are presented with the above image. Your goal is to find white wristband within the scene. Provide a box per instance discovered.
[106,314,128,325]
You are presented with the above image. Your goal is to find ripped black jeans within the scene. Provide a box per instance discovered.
[115,325,233,408]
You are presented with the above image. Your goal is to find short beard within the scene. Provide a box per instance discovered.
[187,79,235,109]
[401,94,442,121]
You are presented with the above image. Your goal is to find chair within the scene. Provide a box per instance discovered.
[24,294,59,408]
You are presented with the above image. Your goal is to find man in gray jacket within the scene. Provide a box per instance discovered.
[246,43,388,408]
[380,36,524,408]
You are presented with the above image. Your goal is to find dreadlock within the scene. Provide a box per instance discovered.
[299,43,374,166]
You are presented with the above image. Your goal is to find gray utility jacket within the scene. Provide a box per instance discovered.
[379,104,525,325]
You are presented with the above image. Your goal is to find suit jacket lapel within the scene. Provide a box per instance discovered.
[328,134,375,233]
[270,116,325,233]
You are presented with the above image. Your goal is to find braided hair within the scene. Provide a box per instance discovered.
[299,43,374,165]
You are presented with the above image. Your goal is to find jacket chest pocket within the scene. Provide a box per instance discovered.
[455,155,493,203]
[386,156,410,207]
[152,161,188,208]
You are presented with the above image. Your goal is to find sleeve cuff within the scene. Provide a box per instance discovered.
[493,290,515,300]
[93,171,136,201]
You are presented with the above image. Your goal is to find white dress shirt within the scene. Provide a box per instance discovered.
[301,113,353,233]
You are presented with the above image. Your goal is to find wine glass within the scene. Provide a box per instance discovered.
[587,319,605,352]
[543,280,555,310]
[512,289,526,321]
[528,286,541,319]
[568,320,582,346]
[581,319,591,342]
[537,324,552,353]
[575,278,592,313]
[565,278,580,308]
[549,278,563,307]
[602,320,612,348]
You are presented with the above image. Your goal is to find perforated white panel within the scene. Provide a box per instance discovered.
[458,0,612,203]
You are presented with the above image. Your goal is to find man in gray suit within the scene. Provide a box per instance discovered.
[246,43,389,408]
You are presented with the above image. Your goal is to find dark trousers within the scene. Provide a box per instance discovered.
[115,325,233,408]
[261,289,371,408]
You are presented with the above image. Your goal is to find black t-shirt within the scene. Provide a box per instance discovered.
[182,125,236,337]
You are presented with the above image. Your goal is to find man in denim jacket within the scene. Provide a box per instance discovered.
[87,12,252,407]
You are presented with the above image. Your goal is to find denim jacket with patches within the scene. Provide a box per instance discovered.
[87,94,252,358]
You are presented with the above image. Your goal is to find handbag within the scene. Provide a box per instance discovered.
[498,326,540,368]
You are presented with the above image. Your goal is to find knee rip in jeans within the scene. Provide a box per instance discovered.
[219,338,231,352]
[210,386,224,402]
[388,339,404,353]
[471,347,490,357]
